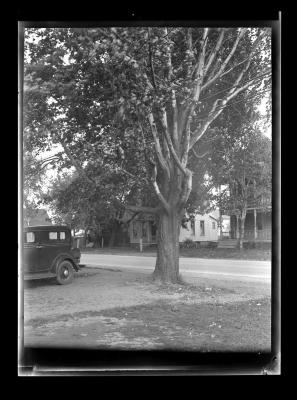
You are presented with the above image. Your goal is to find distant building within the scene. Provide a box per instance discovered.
[24,209,52,227]
[128,210,220,247]
[229,195,271,242]
[227,180,272,243]
[179,210,220,244]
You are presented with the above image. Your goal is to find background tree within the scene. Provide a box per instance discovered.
[207,117,272,248]
[44,168,144,247]
[23,149,61,225]
[24,26,271,282]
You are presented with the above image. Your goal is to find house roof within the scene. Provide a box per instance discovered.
[24,225,69,231]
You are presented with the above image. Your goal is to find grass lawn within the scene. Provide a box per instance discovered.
[82,246,271,261]
[26,297,271,352]
[24,267,271,352]
[96,297,271,351]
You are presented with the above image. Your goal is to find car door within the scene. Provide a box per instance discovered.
[38,230,70,271]
[23,230,39,273]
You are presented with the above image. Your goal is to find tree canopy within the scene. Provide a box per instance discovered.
[23,26,271,281]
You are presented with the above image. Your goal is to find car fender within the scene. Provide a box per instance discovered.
[51,253,79,274]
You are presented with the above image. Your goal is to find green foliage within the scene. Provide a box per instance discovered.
[180,238,197,249]
[208,121,272,214]
[24,27,271,178]
[23,27,271,258]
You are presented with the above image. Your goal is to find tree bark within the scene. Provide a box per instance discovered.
[94,226,101,248]
[153,209,182,283]
[238,211,246,250]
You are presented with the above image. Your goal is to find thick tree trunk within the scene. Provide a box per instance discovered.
[153,209,181,283]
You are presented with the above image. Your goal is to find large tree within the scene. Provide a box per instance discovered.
[23,26,271,282]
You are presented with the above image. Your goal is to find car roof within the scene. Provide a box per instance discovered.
[24,225,70,232]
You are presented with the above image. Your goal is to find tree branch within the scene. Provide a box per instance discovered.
[202,28,247,91]
[60,142,96,185]
[181,117,191,166]
[224,32,268,100]
[189,68,270,149]
[117,166,150,186]
[198,69,271,104]
[148,28,157,90]
[151,163,171,213]
[163,28,179,151]
[178,170,193,210]
[148,112,171,180]
[125,205,160,214]
[191,148,210,159]
[189,98,223,149]
[204,28,225,75]
[160,107,188,176]
[193,85,271,125]
[180,28,209,136]
[171,89,179,150]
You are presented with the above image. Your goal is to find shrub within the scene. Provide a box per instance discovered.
[181,238,197,248]
[243,241,256,249]
[207,241,218,249]
[254,242,271,250]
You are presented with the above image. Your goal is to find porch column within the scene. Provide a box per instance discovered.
[236,215,239,239]
[254,209,257,239]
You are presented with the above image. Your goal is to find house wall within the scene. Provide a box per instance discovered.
[130,220,153,244]
[129,213,219,245]
[179,215,219,242]
[260,211,271,231]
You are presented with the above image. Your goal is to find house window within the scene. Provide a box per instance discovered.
[212,221,216,229]
[132,222,138,240]
[151,222,157,242]
[142,222,148,239]
[49,232,58,240]
[200,221,205,236]
[26,232,35,243]
[190,219,195,235]
[60,232,66,240]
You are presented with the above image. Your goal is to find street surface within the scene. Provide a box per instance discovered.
[81,254,271,283]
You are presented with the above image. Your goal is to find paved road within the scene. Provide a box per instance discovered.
[81,254,271,283]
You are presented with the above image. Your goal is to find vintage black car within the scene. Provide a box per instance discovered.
[23,225,81,284]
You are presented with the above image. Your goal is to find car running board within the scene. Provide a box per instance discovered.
[23,272,57,280]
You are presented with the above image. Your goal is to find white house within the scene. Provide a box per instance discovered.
[128,209,220,246]
[179,210,220,243]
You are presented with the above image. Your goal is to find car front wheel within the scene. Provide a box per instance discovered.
[56,260,74,285]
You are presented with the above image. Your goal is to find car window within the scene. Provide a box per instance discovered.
[49,232,58,240]
[60,232,66,240]
[26,232,35,243]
